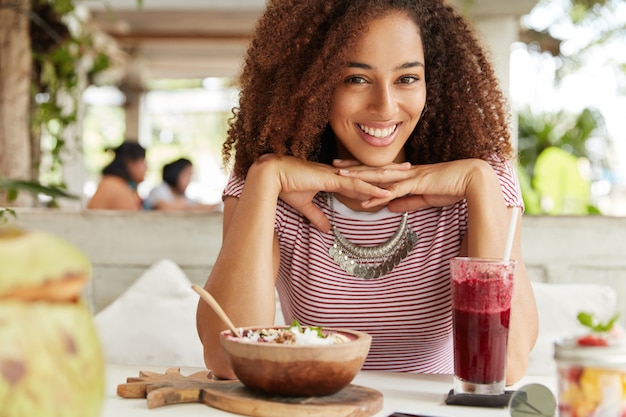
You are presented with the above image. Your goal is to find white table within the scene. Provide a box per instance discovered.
[102,364,557,417]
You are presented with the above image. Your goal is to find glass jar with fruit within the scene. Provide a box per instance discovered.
[555,312,626,417]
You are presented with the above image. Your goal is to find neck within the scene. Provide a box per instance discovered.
[168,184,184,196]
[332,193,386,213]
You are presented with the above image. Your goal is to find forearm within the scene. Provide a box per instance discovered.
[196,161,281,378]
[506,260,538,384]
[463,160,511,259]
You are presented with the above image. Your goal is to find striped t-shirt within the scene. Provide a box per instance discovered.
[224,157,523,373]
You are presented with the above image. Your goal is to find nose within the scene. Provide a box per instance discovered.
[369,84,398,117]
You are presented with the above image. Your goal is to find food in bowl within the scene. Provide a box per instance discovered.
[220,322,371,397]
[232,321,351,345]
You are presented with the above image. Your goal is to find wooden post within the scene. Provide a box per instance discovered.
[0,0,34,206]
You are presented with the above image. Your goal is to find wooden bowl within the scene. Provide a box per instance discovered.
[219,326,372,397]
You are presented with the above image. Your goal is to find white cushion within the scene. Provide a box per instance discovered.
[94,259,205,367]
[528,282,618,376]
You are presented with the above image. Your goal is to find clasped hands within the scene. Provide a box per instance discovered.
[254,154,490,233]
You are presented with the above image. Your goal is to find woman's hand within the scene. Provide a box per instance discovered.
[254,154,391,232]
[333,158,491,212]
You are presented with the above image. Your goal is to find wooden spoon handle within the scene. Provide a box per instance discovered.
[192,284,242,338]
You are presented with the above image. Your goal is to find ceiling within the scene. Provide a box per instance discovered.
[77,0,538,85]
[77,0,263,82]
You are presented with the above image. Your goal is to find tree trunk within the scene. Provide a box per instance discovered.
[0,0,34,206]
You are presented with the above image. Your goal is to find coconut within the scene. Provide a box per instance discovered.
[0,226,105,417]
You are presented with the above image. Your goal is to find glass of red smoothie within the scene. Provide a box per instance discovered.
[451,257,516,395]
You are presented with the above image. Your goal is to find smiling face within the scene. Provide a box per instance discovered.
[329,11,426,167]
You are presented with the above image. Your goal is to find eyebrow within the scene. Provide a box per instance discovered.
[347,61,424,70]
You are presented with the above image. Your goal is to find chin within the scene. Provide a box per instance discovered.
[358,154,403,167]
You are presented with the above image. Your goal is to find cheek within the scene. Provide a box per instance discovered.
[411,91,427,115]
[130,162,146,180]
[179,176,191,189]
[329,95,354,131]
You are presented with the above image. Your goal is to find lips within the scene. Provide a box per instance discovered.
[358,123,399,147]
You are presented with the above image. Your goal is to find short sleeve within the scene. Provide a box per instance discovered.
[487,156,524,210]
[222,172,290,231]
[223,173,245,199]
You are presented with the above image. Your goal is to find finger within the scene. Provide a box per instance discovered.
[337,165,412,181]
[363,193,432,211]
[333,161,412,172]
[333,176,391,200]
[299,204,332,233]
[332,159,361,168]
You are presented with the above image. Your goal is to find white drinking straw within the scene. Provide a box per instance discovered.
[503,206,520,262]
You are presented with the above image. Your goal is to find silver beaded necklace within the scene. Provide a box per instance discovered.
[327,193,419,279]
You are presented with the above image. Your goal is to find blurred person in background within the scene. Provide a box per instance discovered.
[146,157,220,212]
[87,141,147,210]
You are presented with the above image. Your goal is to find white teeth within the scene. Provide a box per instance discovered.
[359,124,397,139]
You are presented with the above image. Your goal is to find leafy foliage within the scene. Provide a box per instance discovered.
[577,311,620,333]
[0,209,16,225]
[0,177,78,202]
[532,0,626,82]
[289,320,326,338]
[0,177,77,220]
[518,106,603,178]
[517,0,624,215]
[30,1,114,189]
[516,106,611,215]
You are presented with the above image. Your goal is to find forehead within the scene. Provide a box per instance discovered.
[349,11,423,61]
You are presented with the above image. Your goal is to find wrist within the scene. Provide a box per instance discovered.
[248,154,283,197]
[464,159,501,203]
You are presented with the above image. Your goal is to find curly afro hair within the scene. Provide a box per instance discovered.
[224,0,513,179]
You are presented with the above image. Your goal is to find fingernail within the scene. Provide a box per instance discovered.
[338,169,350,175]
[333,159,343,163]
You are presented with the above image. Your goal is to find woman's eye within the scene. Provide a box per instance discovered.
[345,76,368,84]
[398,75,419,84]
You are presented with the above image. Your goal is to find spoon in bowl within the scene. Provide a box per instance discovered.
[192,284,242,338]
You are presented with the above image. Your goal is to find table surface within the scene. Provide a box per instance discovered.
[103,364,557,417]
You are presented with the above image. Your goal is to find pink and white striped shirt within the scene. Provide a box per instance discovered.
[224,157,523,373]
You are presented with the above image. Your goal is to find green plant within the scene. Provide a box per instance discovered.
[517,106,611,215]
[0,177,77,202]
[0,177,78,222]
[578,311,620,333]
[0,209,16,225]
[517,106,602,179]
[30,0,113,188]
[575,310,620,346]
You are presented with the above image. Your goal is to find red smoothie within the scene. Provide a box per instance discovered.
[450,258,515,391]
[453,305,510,383]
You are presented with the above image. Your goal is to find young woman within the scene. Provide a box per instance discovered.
[87,141,147,210]
[197,0,538,383]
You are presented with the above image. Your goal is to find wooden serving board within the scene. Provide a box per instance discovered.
[118,368,383,417]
